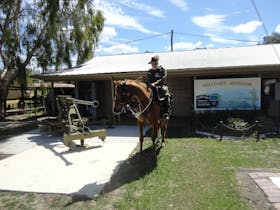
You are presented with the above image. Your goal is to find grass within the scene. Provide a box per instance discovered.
[0,138,280,209]
[94,138,280,210]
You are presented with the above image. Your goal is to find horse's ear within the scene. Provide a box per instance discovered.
[120,80,128,92]
[113,80,120,86]
[121,80,127,86]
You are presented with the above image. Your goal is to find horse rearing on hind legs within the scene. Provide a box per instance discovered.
[113,79,168,153]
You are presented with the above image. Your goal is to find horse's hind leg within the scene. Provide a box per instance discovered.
[137,121,144,153]
[161,121,168,148]
[151,124,157,150]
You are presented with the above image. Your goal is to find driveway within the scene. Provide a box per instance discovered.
[0,125,141,198]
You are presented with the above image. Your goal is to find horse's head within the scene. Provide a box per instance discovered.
[113,79,151,115]
[113,80,130,114]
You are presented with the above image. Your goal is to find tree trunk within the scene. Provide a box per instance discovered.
[0,69,16,120]
[0,99,5,121]
[19,83,25,109]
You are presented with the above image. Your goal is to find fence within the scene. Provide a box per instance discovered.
[5,96,46,116]
[196,120,273,141]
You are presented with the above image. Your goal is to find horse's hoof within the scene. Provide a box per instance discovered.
[161,142,165,148]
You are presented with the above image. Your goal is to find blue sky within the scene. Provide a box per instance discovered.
[94,0,280,56]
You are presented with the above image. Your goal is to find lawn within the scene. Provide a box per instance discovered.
[0,138,280,209]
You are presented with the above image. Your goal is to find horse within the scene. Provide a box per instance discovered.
[113,79,168,153]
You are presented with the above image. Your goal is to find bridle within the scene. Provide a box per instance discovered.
[113,81,153,119]
[126,91,153,119]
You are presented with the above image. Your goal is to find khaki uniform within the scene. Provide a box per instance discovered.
[147,66,171,117]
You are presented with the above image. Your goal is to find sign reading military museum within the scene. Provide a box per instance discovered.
[194,77,261,110]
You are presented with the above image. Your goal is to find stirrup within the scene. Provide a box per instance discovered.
[163,113,169,120]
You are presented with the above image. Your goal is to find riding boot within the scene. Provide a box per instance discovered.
[163,97,171,120]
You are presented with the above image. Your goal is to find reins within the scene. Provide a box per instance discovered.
[126,90,153,119]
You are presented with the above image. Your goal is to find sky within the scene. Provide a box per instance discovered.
[94,0,280,56]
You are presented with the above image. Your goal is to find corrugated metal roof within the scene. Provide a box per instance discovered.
[36,44,280,78]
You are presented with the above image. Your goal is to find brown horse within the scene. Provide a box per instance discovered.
[113,79,168,152]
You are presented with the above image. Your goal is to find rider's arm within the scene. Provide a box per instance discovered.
[153,67,167,86]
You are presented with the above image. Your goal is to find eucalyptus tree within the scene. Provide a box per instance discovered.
[263,32,280,44]
[0,0,104,119]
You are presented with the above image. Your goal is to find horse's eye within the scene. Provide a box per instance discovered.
[131,96,137,102]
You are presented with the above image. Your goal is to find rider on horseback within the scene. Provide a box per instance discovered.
[147,55,171,120]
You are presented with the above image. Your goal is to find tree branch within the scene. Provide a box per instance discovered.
[0,3,15,68]
[23,22,48,68]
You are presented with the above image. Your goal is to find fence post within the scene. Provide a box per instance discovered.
[277,120,280,138]
[219,121,223,141]
[255,120,260,142]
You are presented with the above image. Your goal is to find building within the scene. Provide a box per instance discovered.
[34,44,280,121]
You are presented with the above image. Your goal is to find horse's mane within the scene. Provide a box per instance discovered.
[125,79,150,98]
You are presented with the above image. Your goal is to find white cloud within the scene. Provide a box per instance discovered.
[232,21,262,33]
[192,14,228,32]
[206,34,241,44]
[168,0,189,11]
[99,26,117,43]
[192,14,262,36]
[96,44,139,54]
[119,0,165,18]
[107,13,155,34]
[206,43,215,48]
[205,8,214,12]
[95,0,156,34]
[174,41,203,50]
[166,41,203,51]
[275,24,280,33]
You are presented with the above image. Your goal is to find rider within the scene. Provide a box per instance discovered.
[147,55,171,120]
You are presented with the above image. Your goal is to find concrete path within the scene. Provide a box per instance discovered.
[0,125,141,198]
[250,172,280,210]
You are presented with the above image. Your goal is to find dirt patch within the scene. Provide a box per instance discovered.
[236,168,280,210]
[0,115,40,141]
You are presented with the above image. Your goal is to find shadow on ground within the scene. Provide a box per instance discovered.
[27,133,104,166]
[64,145,161,207]
[103,146,160,194]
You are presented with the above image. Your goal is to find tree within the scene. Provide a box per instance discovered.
[0,0,104,120]
[263,32,280,44]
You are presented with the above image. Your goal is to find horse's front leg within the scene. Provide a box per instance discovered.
[151,124,157,150]
[137,120,144,153]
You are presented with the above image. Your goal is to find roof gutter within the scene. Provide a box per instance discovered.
[32,63,280,82]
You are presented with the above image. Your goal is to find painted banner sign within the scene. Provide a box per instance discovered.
[194,77,261,110]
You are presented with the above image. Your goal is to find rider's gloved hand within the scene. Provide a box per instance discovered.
[151,83,156,88]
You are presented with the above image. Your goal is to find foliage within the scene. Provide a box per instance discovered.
[263,32,280,44]
[38,84,48,96]
[0,0,104,119]
[0,0,104,72]
[13,69,32,87]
